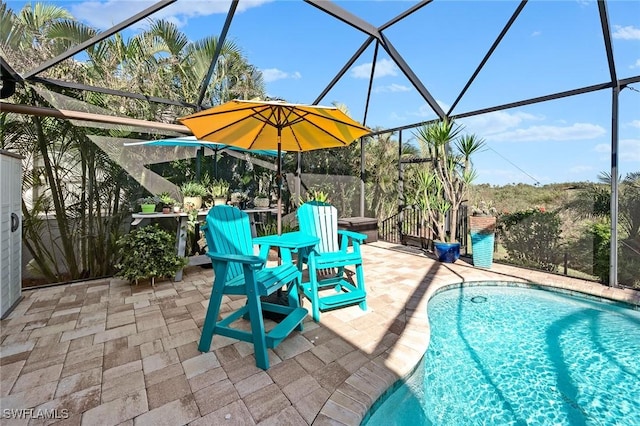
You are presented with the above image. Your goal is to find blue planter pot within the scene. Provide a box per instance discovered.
[471,232,495,268]
[434,241,460,263]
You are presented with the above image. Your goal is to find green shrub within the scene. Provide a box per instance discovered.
[115,225,188,285]
[498,208,563,272]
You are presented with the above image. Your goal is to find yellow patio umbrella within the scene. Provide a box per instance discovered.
[179,99,371,234]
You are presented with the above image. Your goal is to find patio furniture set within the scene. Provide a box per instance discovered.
[197,202,368,370]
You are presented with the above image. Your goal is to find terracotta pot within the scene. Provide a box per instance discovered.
[469,215,496,234]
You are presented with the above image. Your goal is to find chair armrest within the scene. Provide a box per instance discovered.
[206,252,265,267]
[338,229,368,243]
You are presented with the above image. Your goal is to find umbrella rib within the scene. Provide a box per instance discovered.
[296,108,370,130]
[288,110,357,146]
[185,103,259,118]
[196,107,269,141]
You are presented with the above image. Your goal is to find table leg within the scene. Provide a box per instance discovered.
[175,216,188,281]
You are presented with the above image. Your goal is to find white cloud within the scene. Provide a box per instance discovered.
[531,31,542,37]
[260,68,301,83]
[569,165,596,173]
[351,58,398,79]
[463,110,542,136]
[70,0,272,29]
[631,59,640,69]
[488,123,606,142]
[407,100,450,119]
[629,120,640,128]
[594,138,640,161]
[612,25,640,40]
[373,83,411,93]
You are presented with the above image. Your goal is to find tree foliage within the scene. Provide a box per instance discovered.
[1,1,265,285]
[499,208,563,272]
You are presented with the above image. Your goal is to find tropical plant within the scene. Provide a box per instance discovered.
[1,1,266,286]
[363,130,418,221]
[209,178,230,198]
[413,168,450,240]
[180,181,207,197]
[1,2,135,284]
[115,225,188,285]
[471,200,498,217]
[300,188,330,204]
[139,196,159,205]
[157,192,177,207]
[413,120,485,242]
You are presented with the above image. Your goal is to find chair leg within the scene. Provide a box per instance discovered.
[245,275,270,370]
[355,262,367,311]
[198,284,224,352]
[287,275,304,331]
[308,261,321,322]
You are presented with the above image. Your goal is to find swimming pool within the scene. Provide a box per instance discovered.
[364,285,640,425]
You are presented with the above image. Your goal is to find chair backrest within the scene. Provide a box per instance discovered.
[203,205,253,280]
[297,201,339,254]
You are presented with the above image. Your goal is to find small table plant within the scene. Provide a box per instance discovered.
[138,196,158,213]
[157,192,178,214]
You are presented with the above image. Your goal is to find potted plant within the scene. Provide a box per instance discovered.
[470,201,498,268]
[209,178,230,206]
[180,181,207,211]
[413,119,485,263]
[253,192,270,208]
[138,196,158,214]
[254,173,272,208]
[115,224,188,286]
[157,192,177,214]
[230,190,249,209]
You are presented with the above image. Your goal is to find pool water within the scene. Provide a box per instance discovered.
[364,285,640,426]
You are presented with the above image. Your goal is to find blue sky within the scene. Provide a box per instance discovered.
[7,0,640,186]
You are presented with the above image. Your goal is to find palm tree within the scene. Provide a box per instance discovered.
[2,3,267,284]
[567,171,640,240]
[364,130,418,221]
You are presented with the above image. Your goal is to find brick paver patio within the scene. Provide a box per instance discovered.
[1,242,638,425]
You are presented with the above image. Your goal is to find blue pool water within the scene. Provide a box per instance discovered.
[364,285,640,426]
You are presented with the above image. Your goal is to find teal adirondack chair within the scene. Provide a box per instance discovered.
[198,205,307,370]
[296,201,367,321]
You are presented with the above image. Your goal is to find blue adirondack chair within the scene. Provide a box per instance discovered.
[296,201,367,321]
[198,205,307,370]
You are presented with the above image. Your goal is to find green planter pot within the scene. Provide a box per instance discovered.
[140,204,156,213]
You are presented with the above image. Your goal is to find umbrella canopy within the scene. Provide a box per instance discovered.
[178,100,371,152]
[179,100,371,234]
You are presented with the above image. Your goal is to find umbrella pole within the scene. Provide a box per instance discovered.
[276,128,282,236]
